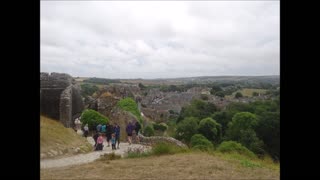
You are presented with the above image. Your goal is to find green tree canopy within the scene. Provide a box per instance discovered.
[80,109,109,130]
[175,117,199,143]
[198,117,222,143]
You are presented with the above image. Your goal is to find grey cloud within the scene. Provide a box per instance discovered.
[41,1,279,78]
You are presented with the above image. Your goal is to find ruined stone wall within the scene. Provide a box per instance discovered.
[40,72,84,128]
[138,134,188,148]
[60,86,72,127]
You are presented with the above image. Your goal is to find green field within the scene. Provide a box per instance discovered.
[234,88,267,97]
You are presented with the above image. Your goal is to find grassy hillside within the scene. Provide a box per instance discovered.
[40,116,92,159]
[41,152,279,179]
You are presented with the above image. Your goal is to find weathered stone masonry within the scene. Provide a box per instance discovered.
[40,72,84,128]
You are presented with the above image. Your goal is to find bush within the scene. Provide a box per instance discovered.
[144,125,155,137]
[153,123,168,132]
[117,97,142,124]
[217,141,256,158]
[190,134,214,151]
[152,142,187,155]
[80,109,109,130]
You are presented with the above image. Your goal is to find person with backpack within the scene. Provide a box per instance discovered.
[101,124,106,136]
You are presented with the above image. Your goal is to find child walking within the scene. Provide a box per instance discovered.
[111,133,116,150]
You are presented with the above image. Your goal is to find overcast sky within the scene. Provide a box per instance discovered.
[41,1,279,79]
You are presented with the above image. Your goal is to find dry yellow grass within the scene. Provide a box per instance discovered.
[40,116,92,158]
[41,152,279,180]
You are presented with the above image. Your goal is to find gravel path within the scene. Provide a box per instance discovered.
[41,137,150,169]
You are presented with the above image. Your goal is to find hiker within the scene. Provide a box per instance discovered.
[95,133,104,151]
[134,121,141,143]
[114,123,120,149]
[111,133,116,150]
[83,124,89,138]
[96,123,102,133]
[126,121,134,145]
[93,131,99,147]
[106,122,114,147]
[101,124,106,136]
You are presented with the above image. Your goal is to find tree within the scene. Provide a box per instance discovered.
[138,83,146,90]
[235,92,243,98]
[212,111,231,136]
[215,91,225,98]
[80,84,99,97]
[175,117,199,143]
[210,85,223,95]
[255,112,280,160]
[117,97,142,124]
[225,112,264,154]
[177,99,218,123]
[198,117,222,143]
[80,109,109,130]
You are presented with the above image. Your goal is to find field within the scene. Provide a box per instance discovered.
[41,152,279,179]
[226,88,267,98]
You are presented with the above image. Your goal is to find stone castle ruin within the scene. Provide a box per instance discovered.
[40,72,84,128]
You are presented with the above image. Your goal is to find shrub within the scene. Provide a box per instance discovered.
[152,142,187,155]
[117,98,142,124]
[153,123,168,132]
[190,134,214,151]
[80,109,109,130]
[217,141,256,158]
[144,125,155,137]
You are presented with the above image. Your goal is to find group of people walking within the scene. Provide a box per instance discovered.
[91,120,141,151]
[93,122,121,151]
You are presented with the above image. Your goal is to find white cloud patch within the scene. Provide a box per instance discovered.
[41,1,279,79]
